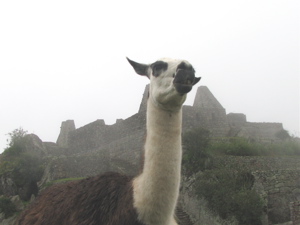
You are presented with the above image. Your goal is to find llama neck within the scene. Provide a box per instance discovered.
[133,99,182,225]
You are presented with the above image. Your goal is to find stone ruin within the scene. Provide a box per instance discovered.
[56,85,285,156]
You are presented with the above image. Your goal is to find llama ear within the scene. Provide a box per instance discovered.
[126,57,150,78]
[193,77,201,85]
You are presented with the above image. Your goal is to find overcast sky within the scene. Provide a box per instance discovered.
[0,0,299,153]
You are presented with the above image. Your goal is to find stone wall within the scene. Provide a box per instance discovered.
[213,156,300,224]
[290,201,300,225]
[182,105,231,137]
[39,149,139,187]
[190,86,231,137]
[178,156,300,225]
[68,119,108,153]
[105,130,145,168]
[67,113,146,155]
[56,120,75,148]
[253,170,300,224]
[179,176,238,225]
[235,122,284,142]
[227,113,247,127]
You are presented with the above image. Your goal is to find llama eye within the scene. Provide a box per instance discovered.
[153,64,164,71]
[151,61,168,77]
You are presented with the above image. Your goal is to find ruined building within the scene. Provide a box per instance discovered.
[56,85,284,163]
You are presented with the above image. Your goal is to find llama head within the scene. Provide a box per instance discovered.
[127,57,201,111]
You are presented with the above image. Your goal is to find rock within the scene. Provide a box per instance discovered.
[10,195,24,211]
[22,134,47,158]
[18,181,38,201]
[0,175,18,197]
[0,214,17,225]
[29,194,35,203]
[0,212,5,221]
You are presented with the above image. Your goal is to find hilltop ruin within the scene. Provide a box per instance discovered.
[56,85,284,166]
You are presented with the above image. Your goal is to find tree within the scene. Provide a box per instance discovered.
[1,128,43,201]
[6,127,28,148]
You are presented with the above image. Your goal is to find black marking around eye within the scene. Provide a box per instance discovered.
[177,62,195,73]
[150,61,168,77]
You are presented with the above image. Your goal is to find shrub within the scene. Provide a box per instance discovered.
[182,127,212,176]
[267,140,300,156]
[233,190,264,225]
[0,130,44,200]
[1,149,43,186]
[227,138,260,156]
[11,153,44,187]
[0,197,17,218]
[209,138,261,156]
[2,143,23,158]
[5,127,28,148]
[1,128,44,186]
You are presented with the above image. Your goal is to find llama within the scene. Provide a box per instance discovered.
[17,57,200,225]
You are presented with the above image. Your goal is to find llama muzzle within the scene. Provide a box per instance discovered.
[173,69,201,94]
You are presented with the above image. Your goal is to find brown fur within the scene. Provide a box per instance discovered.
[17,172,145,225]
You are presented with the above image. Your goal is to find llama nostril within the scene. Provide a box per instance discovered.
[173,73,175,78]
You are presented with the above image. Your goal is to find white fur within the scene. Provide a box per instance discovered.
[149,59,190,112]
[133,58,191,225]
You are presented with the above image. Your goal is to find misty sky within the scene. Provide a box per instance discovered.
[0,0,299,153]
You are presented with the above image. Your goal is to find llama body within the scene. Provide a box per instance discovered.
[18,173,141,225]
[17,57,200,225]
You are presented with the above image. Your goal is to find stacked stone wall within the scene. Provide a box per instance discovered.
[68,119,108,153]
[68,113,146,154]
[39,148,139,186]
[40,153,110,184]
[290,201,300,225]
[106,131,145,168]
[213,156,300,224]
[254,170,300,224]
[183,106,230,137]
[56,120,75,148]
[179,177,238,225]
[236,122,284,141]
[227,113,247,127]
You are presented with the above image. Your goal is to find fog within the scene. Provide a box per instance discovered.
[0,0,299,153]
